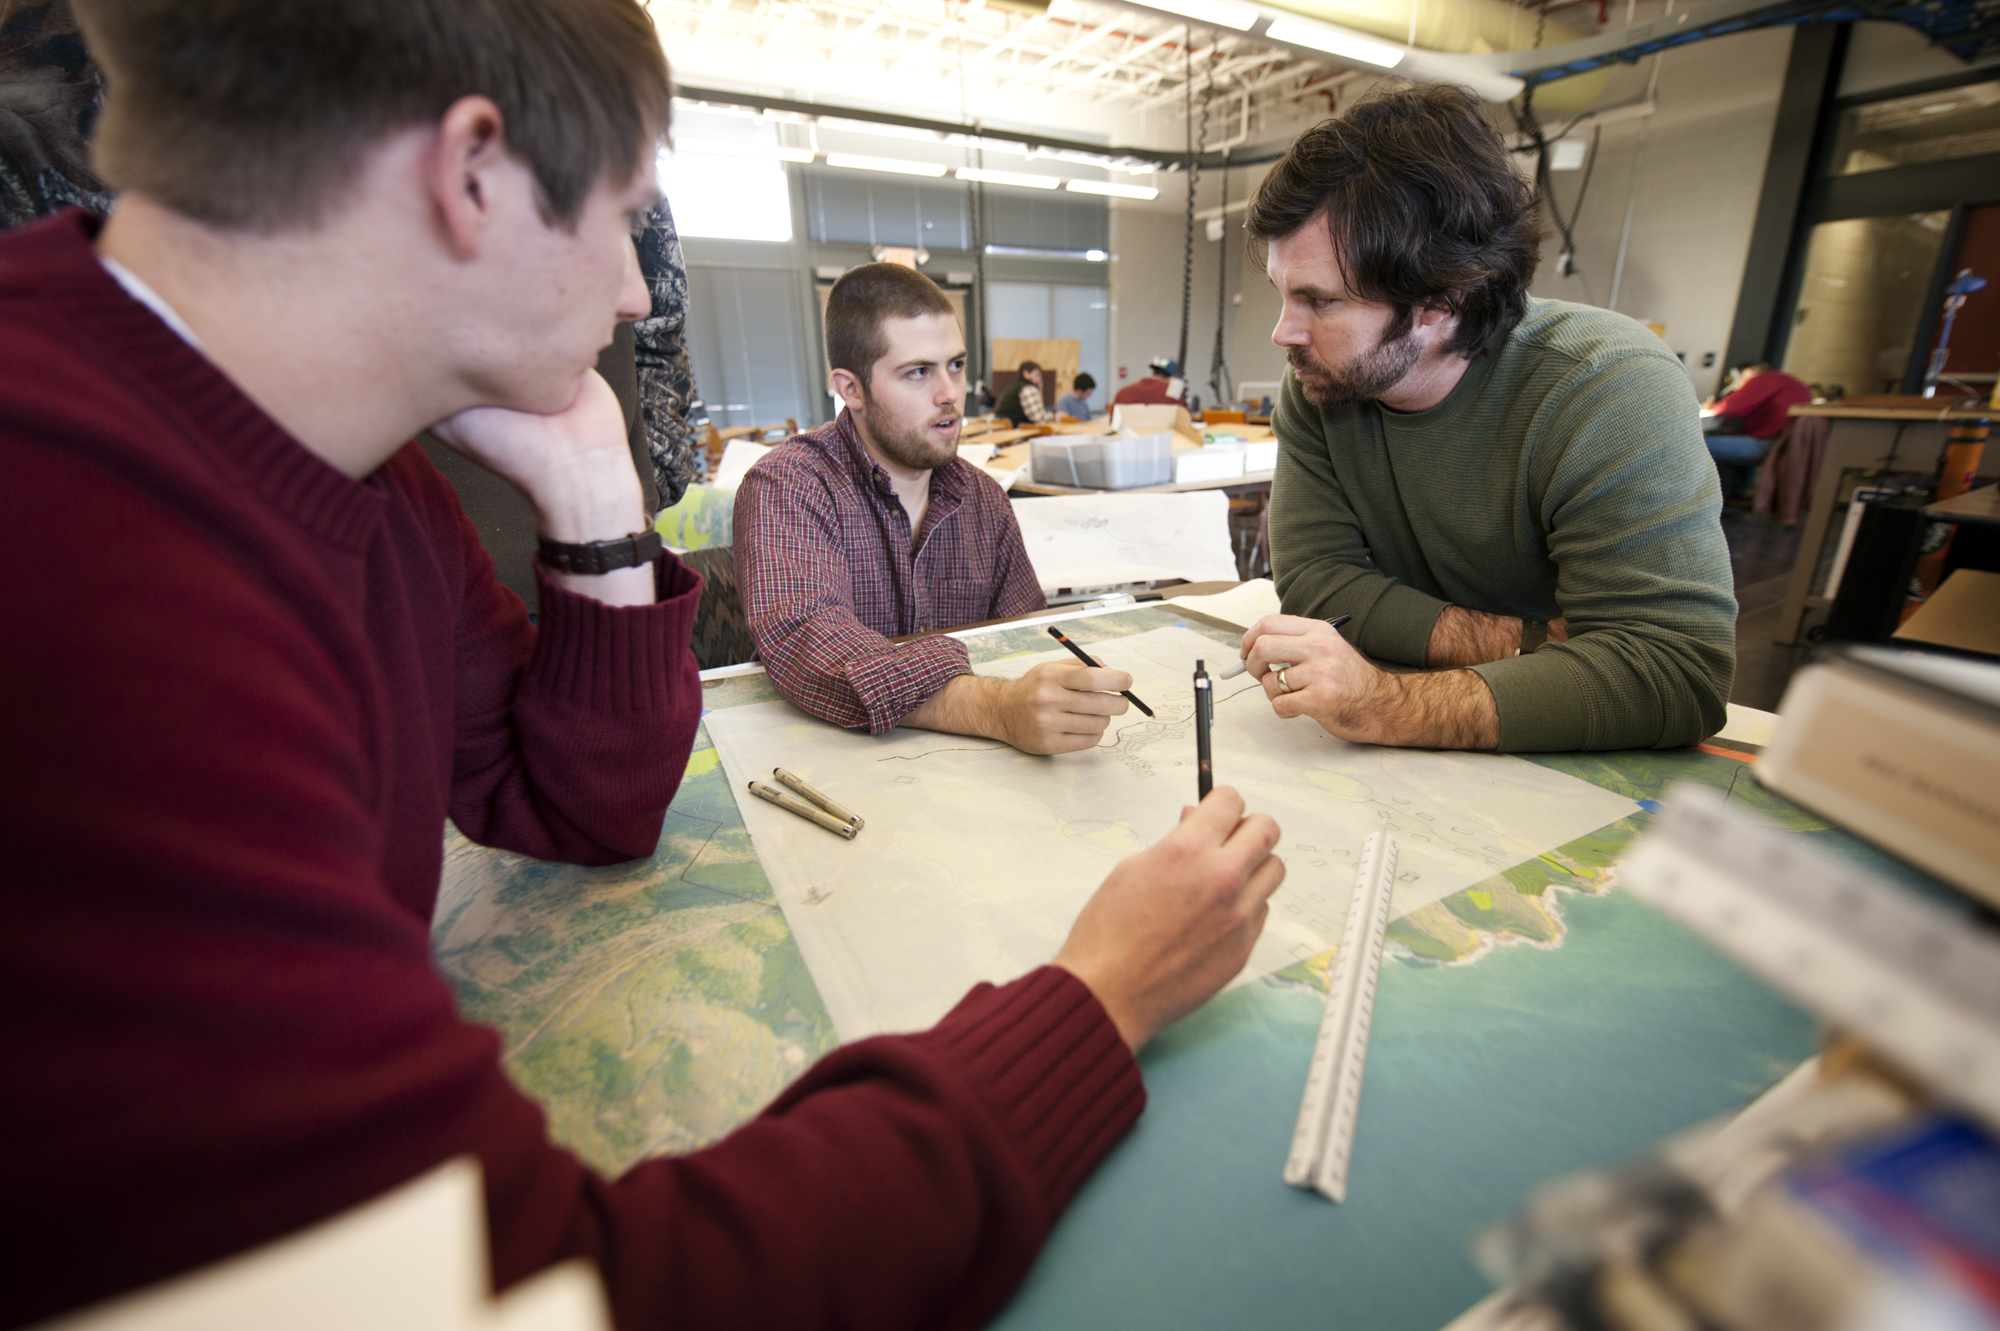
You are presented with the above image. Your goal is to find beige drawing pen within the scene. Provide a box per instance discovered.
[772,767,865,833]
[748,781,861,839]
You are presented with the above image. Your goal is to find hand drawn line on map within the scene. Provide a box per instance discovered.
[668,814,771,907]
[875,743,1010,764]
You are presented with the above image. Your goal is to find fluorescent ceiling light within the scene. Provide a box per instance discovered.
[1066,179,1160,200]
[1264,18,1403,67]
[672,137,814,163]
[956,168,1060,190]
[1142,0,1257,31]
[823,153,949,177]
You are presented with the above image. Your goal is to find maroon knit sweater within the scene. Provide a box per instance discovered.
[0,211,1146,1330]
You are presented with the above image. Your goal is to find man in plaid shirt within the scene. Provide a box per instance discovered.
[736,264,1133,752]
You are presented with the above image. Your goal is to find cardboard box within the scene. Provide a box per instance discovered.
[1030,432,1174,489]
[1893,568,2000,658]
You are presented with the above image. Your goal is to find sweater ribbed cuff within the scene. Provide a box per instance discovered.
[1363,584,1449,668]
[916,966,1146,1216]
[1471,649,1590,752]
[524,556,701,714]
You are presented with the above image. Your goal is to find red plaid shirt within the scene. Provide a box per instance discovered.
[734,410,1046,732]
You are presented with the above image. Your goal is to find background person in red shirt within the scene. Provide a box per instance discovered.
[1112,354,1187,407]
[1702,362,1814,496]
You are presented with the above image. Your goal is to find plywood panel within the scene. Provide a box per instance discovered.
[991,338,1079,404]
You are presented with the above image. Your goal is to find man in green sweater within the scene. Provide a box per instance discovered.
[1240,85,1735,753]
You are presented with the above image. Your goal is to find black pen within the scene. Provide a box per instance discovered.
[1194,659,1213,799]
[1221,613,1352,680]
[1045,625,1154,717]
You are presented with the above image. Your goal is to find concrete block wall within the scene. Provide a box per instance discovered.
[1530,21,1796,401]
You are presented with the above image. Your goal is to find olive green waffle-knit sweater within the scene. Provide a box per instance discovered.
[1268,297,1736,753]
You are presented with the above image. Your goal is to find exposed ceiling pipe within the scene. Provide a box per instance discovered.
[1091,0,1660,106]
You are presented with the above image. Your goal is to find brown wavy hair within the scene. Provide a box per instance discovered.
[73,0,671,232]
[1246,83,1542,357]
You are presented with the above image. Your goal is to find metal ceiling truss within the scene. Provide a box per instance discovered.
[647,0,1337,123]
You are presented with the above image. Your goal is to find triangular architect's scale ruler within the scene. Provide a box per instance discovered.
[1622,785,2000,1137]
[1285,831,1399,1203]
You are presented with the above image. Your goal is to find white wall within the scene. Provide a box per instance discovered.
[1107,156,1311,409]
[1106,26,1800,409]
[1529,21,1796,401]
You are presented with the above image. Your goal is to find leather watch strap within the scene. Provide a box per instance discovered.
[1519,619,1550,655]
[536,525,664,576]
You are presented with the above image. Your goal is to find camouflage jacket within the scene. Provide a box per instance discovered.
[633,198,706,505]
[0,0,114,228]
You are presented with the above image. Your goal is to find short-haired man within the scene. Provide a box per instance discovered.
[994,357,1052,425]
[736,263,1138,752]
[1057,371,1098,420]
[1241,85,1735,753]
[2,6,1285,1328]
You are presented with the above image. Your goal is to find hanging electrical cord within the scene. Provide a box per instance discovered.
[1178,25,1198,380]
[1210,137,1233,408]
[1609,0,1671,312]
[1508,4,1586,279]
[955,0,988,404]
[1511,92,1595,284]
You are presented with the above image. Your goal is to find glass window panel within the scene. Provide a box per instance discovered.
[1050,285,1110,390]
[987,282,1054,340]
[684,266,810,428]
[1831,79,2000,175]
[1781,211,1951,397]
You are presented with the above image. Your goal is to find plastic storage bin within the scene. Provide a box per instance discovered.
[1030,431,1174,490]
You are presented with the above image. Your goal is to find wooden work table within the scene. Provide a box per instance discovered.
[1788,402,1994,422]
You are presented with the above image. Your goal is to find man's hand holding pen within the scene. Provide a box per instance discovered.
[899,661,1134,755]
[1055,787,1285,1052]
[1238,614,1398,743]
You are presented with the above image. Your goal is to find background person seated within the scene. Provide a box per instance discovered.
[1248,84,1736,754]
[1701,362,1813,497]
[1056,371,1097,420]
[1113,355,1186,407]
[736,264,1134,753]
[993,358,1051,425]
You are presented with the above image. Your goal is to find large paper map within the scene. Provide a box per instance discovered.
[703,625,1639,1041]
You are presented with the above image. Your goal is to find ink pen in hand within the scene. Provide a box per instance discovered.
[1045,626,1154,717]
[1194,659,1213,799]
[1220,613,1352,680]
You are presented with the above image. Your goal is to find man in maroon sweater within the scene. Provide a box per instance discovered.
[0,2,1286,1329]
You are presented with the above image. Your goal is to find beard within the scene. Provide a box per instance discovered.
[859,394,961,470]
[1287,329,1422,407]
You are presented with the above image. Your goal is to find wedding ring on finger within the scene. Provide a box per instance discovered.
[1275,664,1294,693]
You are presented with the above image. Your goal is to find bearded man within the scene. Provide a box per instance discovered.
[736,263,1133,751]
[1235,85,1736,754]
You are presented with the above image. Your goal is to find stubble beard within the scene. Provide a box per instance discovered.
[859,392,961,471]
[1288,330,1422,407]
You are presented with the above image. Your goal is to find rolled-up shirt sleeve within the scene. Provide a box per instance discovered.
[736,458,973,733]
